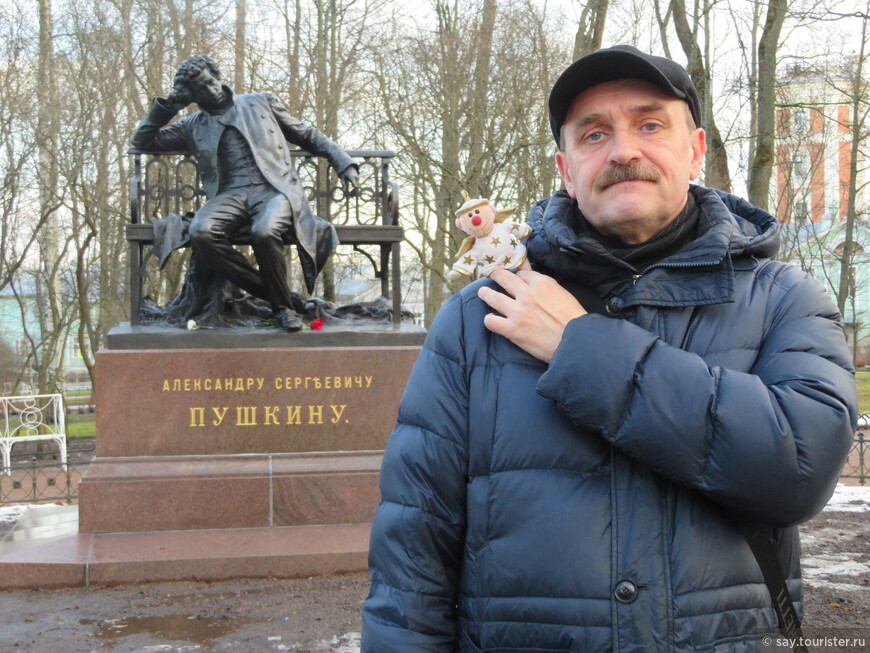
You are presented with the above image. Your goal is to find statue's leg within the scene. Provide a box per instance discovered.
[248,188,304,314]
[188,191,269,301]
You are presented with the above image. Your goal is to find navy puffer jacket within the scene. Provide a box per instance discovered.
[362,186,858,652]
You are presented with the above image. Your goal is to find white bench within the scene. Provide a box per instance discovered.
[0,394,67,475]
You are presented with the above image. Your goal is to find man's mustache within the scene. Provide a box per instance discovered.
[595,163,661,190]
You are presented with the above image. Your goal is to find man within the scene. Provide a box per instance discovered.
[361,45,858,651]
[132,55,358,331]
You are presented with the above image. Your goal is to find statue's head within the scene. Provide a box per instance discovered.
[173,55,226,110]
[174,55,222,92]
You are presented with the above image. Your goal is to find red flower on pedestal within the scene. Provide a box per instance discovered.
[310,318,324,331]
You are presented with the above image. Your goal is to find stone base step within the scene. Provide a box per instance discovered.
[0,521,370,589]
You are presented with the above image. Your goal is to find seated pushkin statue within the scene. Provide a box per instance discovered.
[132,54,359,332]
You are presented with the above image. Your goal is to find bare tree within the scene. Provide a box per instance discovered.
[572,0,609,59]
[465,0,497,198]
[367,0,564,324]
[235,0,247,90]
[658,0,733,191]
[0,3,48,293]
[0,338,26,393]
[746,0,787,210]
[832,8,870,323]
[34,0,68,394]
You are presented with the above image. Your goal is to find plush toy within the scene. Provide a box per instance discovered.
[448,191,531,281]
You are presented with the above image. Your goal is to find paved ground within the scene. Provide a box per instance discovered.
[1,444,868,653]
[0,572,370,652]
[0,507,867,652]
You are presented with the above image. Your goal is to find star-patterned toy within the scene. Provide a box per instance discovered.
[448,191,531,281]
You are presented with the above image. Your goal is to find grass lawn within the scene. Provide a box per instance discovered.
[856,371,870,415]
[64,391,94,406]
[67,413,95,439]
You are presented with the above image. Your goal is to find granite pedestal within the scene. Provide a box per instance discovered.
[0,323,425,588]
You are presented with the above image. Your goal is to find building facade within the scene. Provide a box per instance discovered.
[775,61,867,228]
[775,61,869,361]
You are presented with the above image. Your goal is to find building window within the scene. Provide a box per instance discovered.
[793,152,809,184]
[794,201,809,221]
[794,108,809,133]
[69,341,83,359]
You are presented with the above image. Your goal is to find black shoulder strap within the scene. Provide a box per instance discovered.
[729,510,809,653]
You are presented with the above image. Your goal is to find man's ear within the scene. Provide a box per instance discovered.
[689,128,707,181]
[554,151,576,199]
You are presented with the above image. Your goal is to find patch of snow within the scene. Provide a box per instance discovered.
[802,553,870,578]
[804,580,868,592]
[0,503,70,521]
[328,632,361,653]
[284,633,360,652]
[0,504,27,524]
[801,552,870,592]
[823,484,870,513]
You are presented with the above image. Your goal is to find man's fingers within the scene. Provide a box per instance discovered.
[477,285,513,316]
[482,311,508,335]
[517,259,532,272]
[488,268,528,297]
[478,266,582,364]
[514,268,548,285]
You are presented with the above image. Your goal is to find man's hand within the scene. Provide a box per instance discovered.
[478,263,587,363]
[340,165,360,197]
[166,85,193,112]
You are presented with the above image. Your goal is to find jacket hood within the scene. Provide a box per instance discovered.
[527,186,779,277]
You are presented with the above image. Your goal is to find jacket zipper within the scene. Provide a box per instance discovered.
[632,258,725,285]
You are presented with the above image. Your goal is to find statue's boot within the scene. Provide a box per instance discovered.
[275,307,303,332]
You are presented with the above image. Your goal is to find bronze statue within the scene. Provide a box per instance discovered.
[132,55,359,331]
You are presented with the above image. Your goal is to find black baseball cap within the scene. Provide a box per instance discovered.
[548,44,702,146]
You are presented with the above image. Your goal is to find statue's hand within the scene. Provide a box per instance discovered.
[339,165,360,197]
[166,85,193,112]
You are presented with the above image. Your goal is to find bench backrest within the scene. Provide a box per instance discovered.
[129,148,399,228]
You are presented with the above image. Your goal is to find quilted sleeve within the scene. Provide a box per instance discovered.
[361,293,470,652]
[537,266,857,528]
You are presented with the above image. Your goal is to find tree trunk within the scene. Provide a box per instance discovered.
[235,0,247,91]
[572,0,609,59]
[427,0,465,323]
[465,0,496,198]
[312,0,336,301]
[747,0,786,211]
[284,0,303,115]
[835,14,868,320]
[668,0,732,191]
[37,0,64,395]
